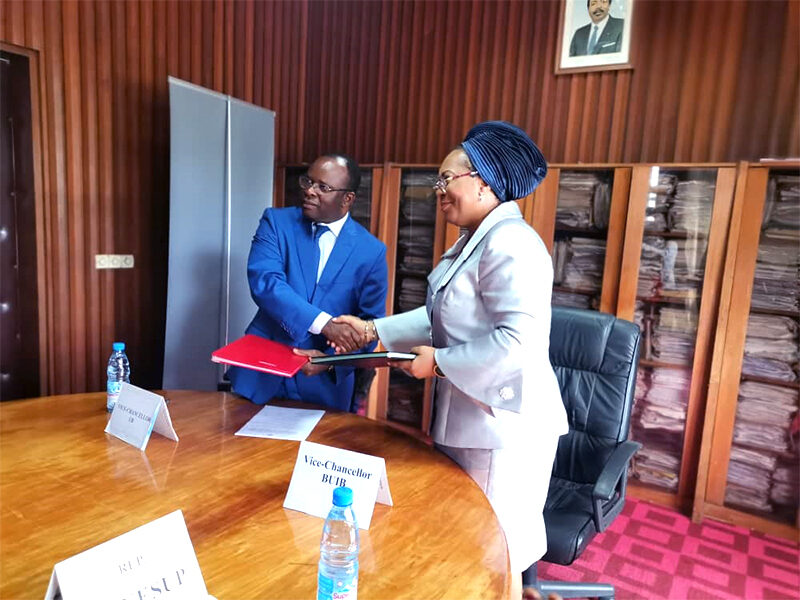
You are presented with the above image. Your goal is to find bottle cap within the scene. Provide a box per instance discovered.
[332,486,353,507]
[112,342,125,351]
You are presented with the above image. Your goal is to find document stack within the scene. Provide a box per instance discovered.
[629,169,716,493]
[551,170,613,310]
[724,173,799,521]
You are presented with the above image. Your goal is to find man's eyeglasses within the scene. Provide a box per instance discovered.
[299,174,352,194]
[432,170,478,193]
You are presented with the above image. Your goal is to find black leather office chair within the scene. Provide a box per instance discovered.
[523,307,641,600]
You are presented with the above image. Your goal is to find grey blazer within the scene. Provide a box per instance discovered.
[375,202,568,449]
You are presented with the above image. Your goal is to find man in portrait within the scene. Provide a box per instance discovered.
[569,0,624,56]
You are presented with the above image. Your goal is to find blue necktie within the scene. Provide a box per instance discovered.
[587,25,599,54]
[312,224,329,286]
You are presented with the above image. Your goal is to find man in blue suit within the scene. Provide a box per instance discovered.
[229,154,388,412]
[569,0,624,56]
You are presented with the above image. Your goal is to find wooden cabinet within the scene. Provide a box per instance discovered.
[531,166,632,314]
[694,161,799,540]
[273,160,798,540]
[369,165,449,436]
[616,164,737,510]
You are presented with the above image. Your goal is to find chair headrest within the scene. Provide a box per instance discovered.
[549,307,641,443]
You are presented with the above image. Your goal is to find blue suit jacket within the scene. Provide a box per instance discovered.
[229,207,388,411]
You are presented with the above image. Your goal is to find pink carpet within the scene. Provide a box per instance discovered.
[537,497,799,599]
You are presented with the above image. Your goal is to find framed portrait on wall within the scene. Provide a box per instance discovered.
[556,0,634,74]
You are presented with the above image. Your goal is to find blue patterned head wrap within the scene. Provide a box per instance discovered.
[461,121,547,202]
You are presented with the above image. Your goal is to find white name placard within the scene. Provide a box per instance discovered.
[105,383,179,451]
[283,441,392,529]
[44,510,208,600]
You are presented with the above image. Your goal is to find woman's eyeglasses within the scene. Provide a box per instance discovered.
[432,170,478,193]
[298,174,352,194]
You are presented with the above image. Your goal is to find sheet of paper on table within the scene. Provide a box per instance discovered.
[234,405,325,441]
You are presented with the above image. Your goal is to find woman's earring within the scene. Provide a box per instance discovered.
[478,190,484,202]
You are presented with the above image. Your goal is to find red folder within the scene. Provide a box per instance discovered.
[211,334,308,377]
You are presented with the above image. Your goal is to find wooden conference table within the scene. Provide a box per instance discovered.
[0,391,510,599]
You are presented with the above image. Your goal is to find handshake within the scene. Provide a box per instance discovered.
[294,315,432,379]
[321,315,376,354]
[292,315,375,377]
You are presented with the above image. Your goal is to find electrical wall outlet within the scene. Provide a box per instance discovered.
[95,254,135,269]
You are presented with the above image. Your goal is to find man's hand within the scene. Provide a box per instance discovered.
[293,348,330,377]
[321,320,363,353]
[389,345,434,379]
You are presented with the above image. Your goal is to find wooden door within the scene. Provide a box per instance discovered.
[528,165,632,314]
[0,50,40,401]
[694,162,799,540]
[368,165,451,438]
[617,164,736,509]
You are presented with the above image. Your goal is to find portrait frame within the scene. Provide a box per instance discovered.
[556,0,634,75]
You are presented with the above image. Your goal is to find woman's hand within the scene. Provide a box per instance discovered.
[292,348,331,376]
[389,345,435,379]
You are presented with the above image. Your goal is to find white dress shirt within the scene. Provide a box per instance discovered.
[308,212,349,334]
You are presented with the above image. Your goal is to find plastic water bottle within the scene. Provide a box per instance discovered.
[106,342,130,412]
[317,487,359,600]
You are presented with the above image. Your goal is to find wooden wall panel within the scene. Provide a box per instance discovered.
[77,1,99,394]
[96,1,115,400]
[1,0,308,393]
[303,0,798,164]
[62,0,85,392]
[1,0,797,394]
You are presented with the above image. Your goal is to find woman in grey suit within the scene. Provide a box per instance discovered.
[336,121,567,598]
